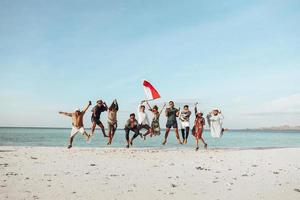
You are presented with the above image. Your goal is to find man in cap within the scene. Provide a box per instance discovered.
[58,101,92,149]
[162,101,183,145]
[91,100,109,138]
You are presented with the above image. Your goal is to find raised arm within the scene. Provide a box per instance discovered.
[219,111,224,120]
[103,102,108,111]
[138,102,142,113]
[114,99,119,111]
[82,101,92,114]
[58,112,72,117]
[159,103,167,115]
[146,100,152,111]
[194,102,198,116]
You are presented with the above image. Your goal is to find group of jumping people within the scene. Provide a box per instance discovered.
[59,99,224,151]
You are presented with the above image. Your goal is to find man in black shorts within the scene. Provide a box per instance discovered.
[124,113,141,148]
[162,101,182,145]
[91,100,108,138]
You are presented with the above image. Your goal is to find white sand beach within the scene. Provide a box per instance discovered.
[1,147,300,200]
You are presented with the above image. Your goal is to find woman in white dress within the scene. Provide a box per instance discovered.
[208,109,224,138]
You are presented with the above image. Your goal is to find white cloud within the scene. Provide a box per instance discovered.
[244,93,300,116]
[268,94,300,111]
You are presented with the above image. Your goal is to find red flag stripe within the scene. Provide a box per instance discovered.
[143,80,161,99]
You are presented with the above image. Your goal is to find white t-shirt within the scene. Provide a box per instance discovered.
[137,104,150,125]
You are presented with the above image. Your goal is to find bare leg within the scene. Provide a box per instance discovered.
[68,136,75,149]
[199,129,207,149]
[83,131,90,142]
[125,128,130,148]
[200,137,207,149]
[195,136,199,151]
[99,122,108,137]
[162,128,170,145]
[130,128,140,145]
[185,127,190,144]
[91,122,97,136]
[143,129,151,140]
[111,126,117,143]
[174,128,183,144]
[107,125,112,145]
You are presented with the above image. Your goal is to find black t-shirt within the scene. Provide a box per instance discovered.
[92,105,107,119]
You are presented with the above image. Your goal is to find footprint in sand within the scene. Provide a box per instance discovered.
[0,163,8,167]
[195,166,204,170]
[6,172,18,176]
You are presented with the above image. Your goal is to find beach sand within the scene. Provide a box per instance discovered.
[1,146,300,200]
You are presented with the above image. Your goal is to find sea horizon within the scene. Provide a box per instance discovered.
[1,126,300,132]
[1,127,300,149]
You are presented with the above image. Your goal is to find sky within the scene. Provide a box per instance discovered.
[0,0,299,129]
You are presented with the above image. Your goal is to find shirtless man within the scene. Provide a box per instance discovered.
[59,101,92,149]
[107,99,119,145]
[162,101,183,145]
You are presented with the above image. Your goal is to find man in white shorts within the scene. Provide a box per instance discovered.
[59,101,92,149]
[179,105,191,144]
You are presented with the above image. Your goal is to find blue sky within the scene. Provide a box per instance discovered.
[0,0,299,128]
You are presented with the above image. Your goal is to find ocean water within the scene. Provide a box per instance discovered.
[0,127,300,149]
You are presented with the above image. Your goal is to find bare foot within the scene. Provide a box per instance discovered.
[86,134,91,143]
[162,140,167,145]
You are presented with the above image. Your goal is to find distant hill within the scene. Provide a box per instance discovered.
[257,125,300,131]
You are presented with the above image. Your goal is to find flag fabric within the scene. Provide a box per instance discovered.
[142,80,161,100]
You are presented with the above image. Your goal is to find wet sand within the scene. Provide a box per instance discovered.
[1,146,300,200]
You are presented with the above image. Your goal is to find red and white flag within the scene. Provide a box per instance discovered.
[142,80,161,100]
